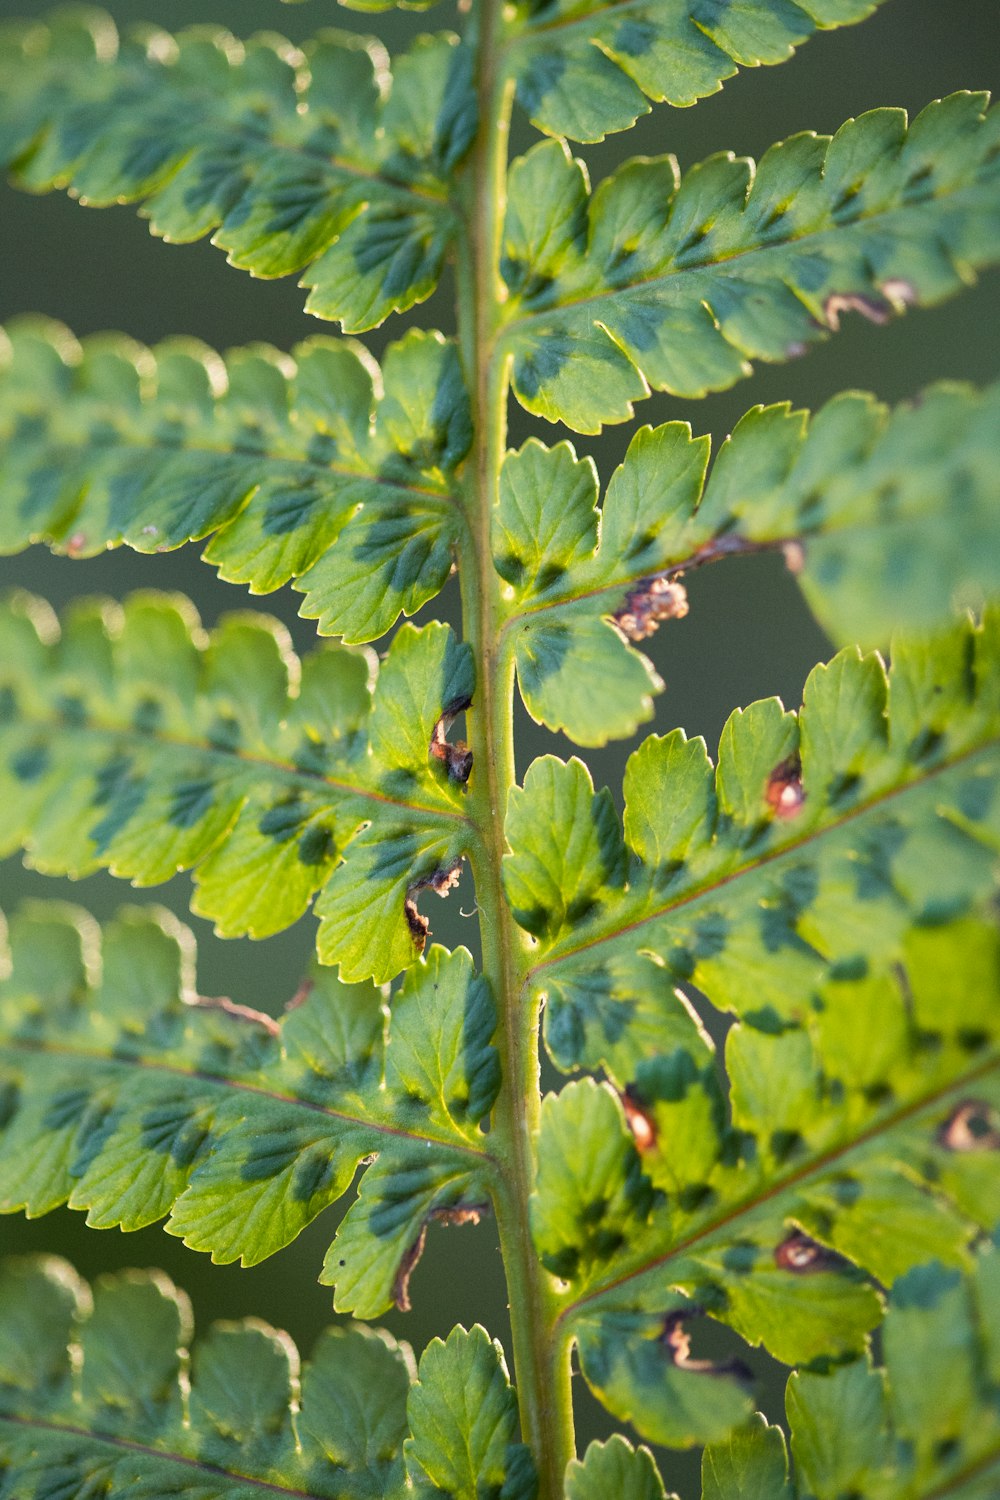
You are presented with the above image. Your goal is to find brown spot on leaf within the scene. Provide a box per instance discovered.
[622,1089,657,1153]
[404,898,430,953]
[65,533,88,557]
[404,860,464,953]
[430,694,474,785]
[824,292,890,331]
[766,756,805,819]
[614,576,689,643]
[774,1230,840,1273]
[392,1228,427,1313]
[938,1099,1000,1153]
[392,1201,488,1312]
[661,1310,752,1381]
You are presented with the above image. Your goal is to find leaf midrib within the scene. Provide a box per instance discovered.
[0,1033,492,1160]
[0,1412,357,1499]
[498,179,991,336]
[530,733,998,971]
[497,479,975,626]
[9,48,452,209]
[505,0,800,48]
[924,1443,1000,1499]
[556,1049,1000,1324]
[498,534,774,630]
[1,420,460,509]
[2,711,471,823]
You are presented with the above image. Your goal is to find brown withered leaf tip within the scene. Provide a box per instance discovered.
[823,292,891,331]
[766,755,805,819]
[284,978,314,1013]
[774,1229,839,1274]
[782,540,806,575]
[621,1089,657,1153]
[430,695,474,784]
[821,282,915,332]
[661,1310,752,1382]
[404,860,464,952]
[392,1203,488,1311]
[190,993,280,1036]
[938,1099,1000,1153]
[614,575,689,642]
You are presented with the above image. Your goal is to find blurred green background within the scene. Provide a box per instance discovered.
[0,0,997,1491]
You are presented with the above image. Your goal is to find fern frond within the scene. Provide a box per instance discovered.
[506,611,1000,1076]
[506,0,887,145]
[532,916,999,1447]
[0,590,476,981]
[0,9,474,330]
[0,318,470,643]
[0,902,498,1314]
[494,380,1000,745]
[570,1243,1000,1496]
[499,94,1000,430]
[782,1250,1000,1498]
[0,1256,532,1499]
[506,615,1000,1447]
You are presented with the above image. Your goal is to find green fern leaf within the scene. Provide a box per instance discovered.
[532,916,1000,1447]
[497,381,1000,744]
[0,1256,411,1495]
[701,1417,793,1499]
[691,1247,1000,1496]
[0,10,474,330]
[571,1248,1000,1500]
[404,1325,537,1497]
[507,0,887,145]
[494,380,1000,744]
[567,1434,668,1498]
[0,590,475,981]
[334,0,443,15]
[508,617,1000,1446]
[0,902,497,1312]
[506,612,1000,1076]
[0,1255,534,1499]
[0,318,470,643]
[499,94,1000,430]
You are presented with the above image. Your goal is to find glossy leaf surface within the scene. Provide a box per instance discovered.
[0,904,498,1314]
[513,616,1000,1446]
[0,590,475,982]
[0,9,473,330]
[501,96,1000,430]
[510,613,1000,1073]
[508,0,887,144]
[0,1256,531,1500]
[494,381,1000,743]
[0,320,470,643]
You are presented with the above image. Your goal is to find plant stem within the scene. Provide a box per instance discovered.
[455,6,576,1493]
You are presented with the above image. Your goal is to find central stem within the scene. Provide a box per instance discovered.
[455,8,575,1495]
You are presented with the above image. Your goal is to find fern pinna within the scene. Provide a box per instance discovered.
[0,0,998,1495]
